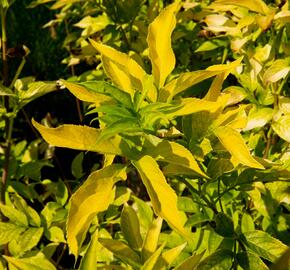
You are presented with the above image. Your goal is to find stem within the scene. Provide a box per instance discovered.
[217,178,224,213]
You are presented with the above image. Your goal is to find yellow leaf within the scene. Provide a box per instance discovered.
[147,2,180,88]
[60,80,112,106]
[132,155,190,239]
[168,98,223,117]
[90,39,147,97]
[149,140,208,178]
[160,57,243,101]
[214,0,270,15]
[213,126,264,169]
[203,73,226,102]
[67,164,127,256]
[32,119,122,155]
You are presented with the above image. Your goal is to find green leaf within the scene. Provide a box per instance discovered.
[99,238,141,268]
[241,230,288,262]
[196,249,234,270]
[0,84,16,97]
[147,2,180,88]
[32,119,123,155]
[0,204,28,227]
[61,80,112,105]
[173,252,205,270]
[121,204,143,250]
[46,226,65,243]
[214,213,235,238]
[133,156,190,239]
[149,140,208,178]
[79,81,133,108]
[142,217,163,261]
[18,81,57,108]
[213,125,264,169]
[0,222,26,245]
[67,164,127,257]
[79,231,100,270]
[237,252,269,270]
[4,252,56,270]
[241,213,255,233]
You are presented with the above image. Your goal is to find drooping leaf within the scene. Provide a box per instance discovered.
[67,164,127,256]
[241,230,288,262]
[32,119,123,155]
[142,217,163,261]
[4,253,56,270]
[132,155,190,239]
[237,251,269,270]
[90,39,146,97]
[147,2,180,88]
[79,230,100,270]
[213,126,264,169]
[99,238,141,268]
[121,204,143,250]
[196,249,233,270]
[148,140,208,178]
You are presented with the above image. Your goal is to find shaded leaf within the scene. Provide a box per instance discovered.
[237,251,269,270]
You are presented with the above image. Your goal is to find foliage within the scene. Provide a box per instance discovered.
[0,0,289,270]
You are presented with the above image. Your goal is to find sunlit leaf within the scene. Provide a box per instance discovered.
[142,217,163,261]
[263,60,290,84]
[147,2,180,88]
[148,140,208,178]
[272,114,290,142]
[241,230,288,262]
[67,164,127,256]
[32,119,123,155]
[90,39,147,97]
[0,204,28,227]
[4,253,56,270]
[141,243,165,270]
[0,222,26,245]
[173,251,205,270]
[213,126,264,169]
[213,0,270,15]
[133,155,190,239]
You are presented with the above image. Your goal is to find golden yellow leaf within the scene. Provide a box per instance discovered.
[67,164,127,256]
[132,155,190,239]
[213,126,264,169]
[147,2,180,88]
[32,119,122,155]
[90,39,147,97]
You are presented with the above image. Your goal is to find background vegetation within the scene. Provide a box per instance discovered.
[0,0,289,269]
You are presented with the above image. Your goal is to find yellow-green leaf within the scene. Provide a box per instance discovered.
[149,140,208,178]
[147,2,180,88]
[160,57,243,101]
[32,119,122,155]
[90,39,147,97]
[142,217,163,261]
[67,164,127,256]
[60,80,112,106]
[173,251,205,270]
[214,0,270,15]
[99,238,141,268]
[213,126,264,169]
[132,155,190,239]
[141,243,165,270]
